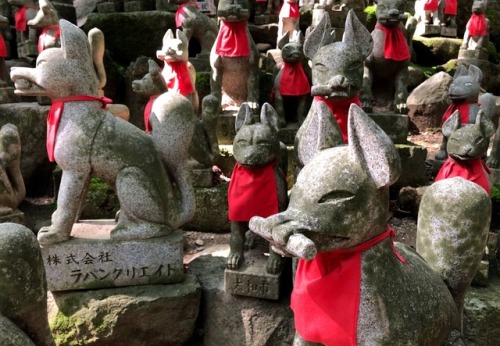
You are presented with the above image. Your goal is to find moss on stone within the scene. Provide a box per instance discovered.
[81,178,119,220]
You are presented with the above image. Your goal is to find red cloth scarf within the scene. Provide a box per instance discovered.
[423,0,438,11]
[162,61,195,96]
[375,25,411,61]
[435,157,491,195]
[15,5,38,32]
[444,0,457,15]
[144,94,160,133]
[0,34,7,58]
[228,161,279,221]
[47,95,112,162]
[468,13,488,37]
[279,1,299,18]
[175,1,199,28]
[291,227,407,345]
[215,21,250,57]
[315,95,361,144]
[279,61,310,96]
[37,25,61,53]
[440,100,476,125]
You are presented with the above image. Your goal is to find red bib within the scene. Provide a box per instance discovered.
[469,13,488,37]
[441,100,475,125]
[215,21,251,57]
[15,5,38,32]
[291,227,407,345]
[228,161,279,221]
[375,25,411,61]
[279,1,299,18]
[435,157,491,195]
[144,94,160,133]
[47,95,112,162]
[279,62,310,96]
[175,1,199,28]
[38,25,61,53]
[162,61,195,96]
[315,95,361,144]
[0,34,7,58]
[444,0,457,15]
[423,0,438,11]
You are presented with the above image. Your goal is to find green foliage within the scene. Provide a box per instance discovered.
[410,63,440,78]
[81,178,119,219]
[491,184,500,202]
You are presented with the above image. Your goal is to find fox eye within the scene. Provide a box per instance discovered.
[318,190,355,204]
[475,137,484,145]
[36,59,46,67]
[465,82,472,87]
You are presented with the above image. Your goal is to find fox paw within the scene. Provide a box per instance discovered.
[266,252,283,274]
[396,102,408,114]
[37,227,71,246]
[227,252,243,270]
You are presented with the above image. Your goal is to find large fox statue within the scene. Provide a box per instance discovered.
[250,104,490,345]
[10,20,196,245]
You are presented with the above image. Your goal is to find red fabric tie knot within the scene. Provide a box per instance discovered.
[175,1,199,28]
[162,61,195,96]
[215,21,251,57]
[315,95,361,144]
[291,227,408,345]
[375,24,411,61]
[280,61,310,96]
[46,95,112,162]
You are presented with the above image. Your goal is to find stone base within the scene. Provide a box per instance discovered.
[184,183,230,233]
[0,86,18,104]
[440,26,457,38]
[0,208,24,223]
[17,41,38,58]
[224,247,281,300]
[191,167,214,187]
[97,1,123,13]
[216,110,238,145]
[41,222,185,291]
[393,143,428,190]
[124,0,154,11]
[415,23,441,37]
[491,168,500,185]
[369,113,409,144]
[48,275,201,346]
[458,49,488,61]
[254,14,278,25]
[278,123,299,145]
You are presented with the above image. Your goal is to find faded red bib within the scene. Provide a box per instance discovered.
[279,61,310,96]
[15,5,38,32]
[291,227,407,345]
[315,95,361,144]
[144,94,160,133]
[215,21,250,57]
[279,1,299,18]
[175,1,199,28]
[441,100,476,125]
[375,25,411,61]
[0,34,7,58]
[228,161,279,221]
[162,61,195,96]
[435,157,491,195]
[38,25,61,53]
[423,0,438,11]
[47,95,112,162]
[469,13,488,37]
[444,0,457,15]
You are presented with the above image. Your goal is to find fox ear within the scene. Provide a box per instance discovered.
[453,64,467,79]
[303,12,334,60]
[176,29,189,47]
[343,10,373,59]
[467,64,483,83]
[260,103,279,132]
[442,110,461,137]
[348,104,401,188]
[476,109,496,138]
[148,59,161,75]
[60,19,91,60]
[296,101,344,167]
[162,29,174,47]
[277,31,289,50]
[235,103,254,132]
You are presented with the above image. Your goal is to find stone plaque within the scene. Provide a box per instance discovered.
[41,221,185,292]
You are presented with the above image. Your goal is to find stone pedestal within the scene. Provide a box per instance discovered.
[216,110,238,145]
[41,221,185,291]
[393,143,428,189]
[97,1,123,13]
[0,208,24,223]
[189,56,211,72]
[415,23,441,37]
[254,14,278,25]
[17,41,38,58]
[440,26,457,38]
[369,113,409,145]
[458,49,488,61]
[191,167,214,187]
[491,168,500,185]
[155,0,177,11]
[185,183,231,233]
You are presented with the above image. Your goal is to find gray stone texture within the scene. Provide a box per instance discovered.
[407,71,453,131]
[49,274,201,345]
[393,143,428,189]
[0,223,54,346]
[41,225,185,291]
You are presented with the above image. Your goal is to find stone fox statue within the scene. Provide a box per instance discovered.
[10,20,196,245]
[28,0,60,53]
[0,124,25,212]
[250,104,490,345]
